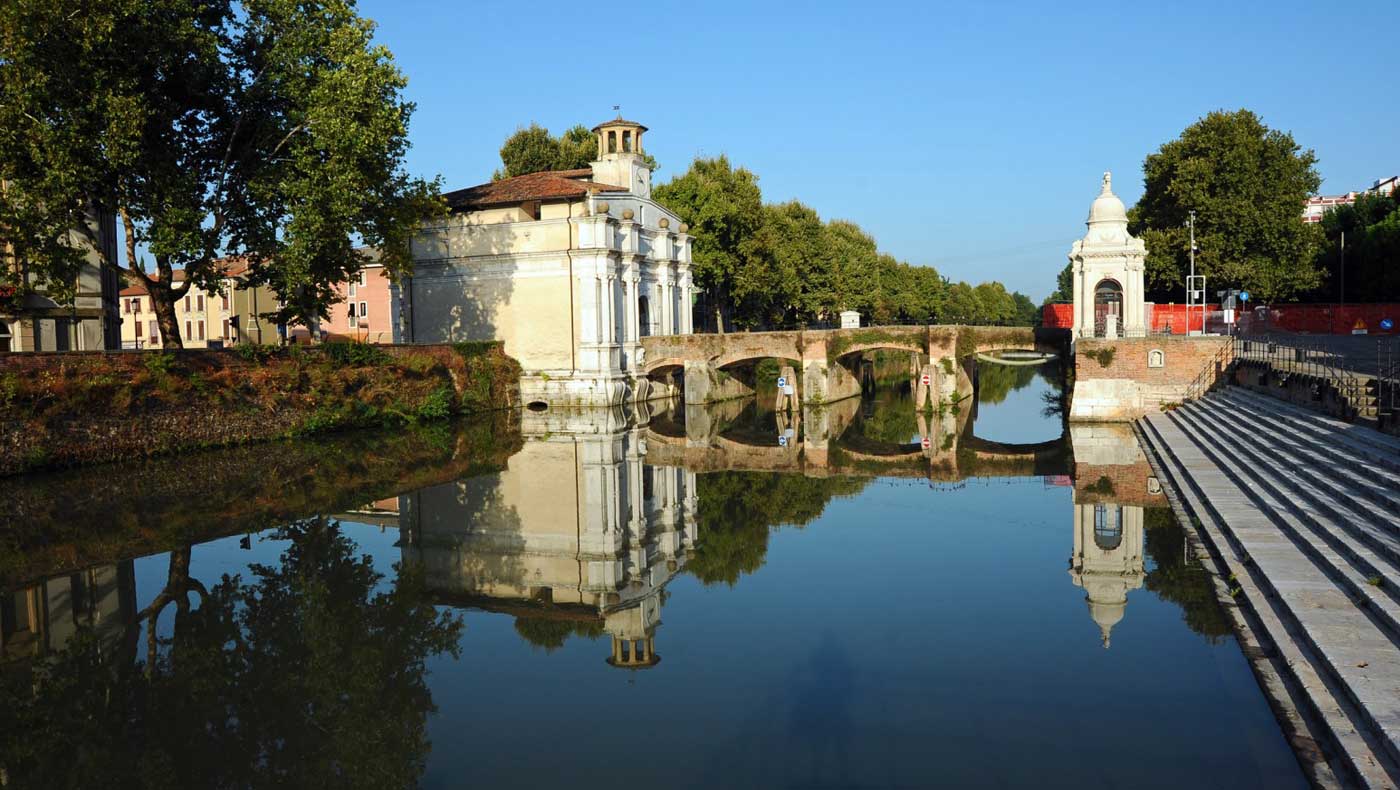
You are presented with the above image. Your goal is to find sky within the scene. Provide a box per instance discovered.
[359,0,1399,301]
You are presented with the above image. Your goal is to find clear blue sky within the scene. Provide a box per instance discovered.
[360,0,1399,300]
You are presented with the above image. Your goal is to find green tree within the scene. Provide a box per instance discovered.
[495,123,563,179]
[1129,109,1323,302]
[653,156,765,331]
[0,0,443,347]
[1046,262,1073,303]
[1318,188,1400,302]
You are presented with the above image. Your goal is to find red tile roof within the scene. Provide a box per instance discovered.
[443,170,626,211]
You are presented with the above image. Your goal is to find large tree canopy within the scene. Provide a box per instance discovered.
[1129,109,1323,302]
[0,0,442,347]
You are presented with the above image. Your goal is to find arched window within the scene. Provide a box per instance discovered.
[638,295,651,338]
[1093,279,1123,337]
[1093,504,1123,550]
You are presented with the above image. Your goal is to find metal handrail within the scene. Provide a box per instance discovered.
[1183,336,1238,403]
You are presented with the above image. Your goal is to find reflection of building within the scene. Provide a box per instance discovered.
[1068,424,1165,648]
[1,563,136,665]
[1069,501,1144,649]
[399,409,696,667]
[405,117,694,407]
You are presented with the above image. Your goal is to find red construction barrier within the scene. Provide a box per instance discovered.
[1041,301,1400,335]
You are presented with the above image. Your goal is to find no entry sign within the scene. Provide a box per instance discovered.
[920,437,932,450]
[920,373,931,386]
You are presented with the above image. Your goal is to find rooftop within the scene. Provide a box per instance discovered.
[443,170,626,211]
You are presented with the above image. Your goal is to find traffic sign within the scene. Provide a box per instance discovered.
[920,437,931,450]
[1382,318,1394,331]
[920,373,931,386]
[776,376,787,388]
[1352,319,1368,335]
[1239,291,1250,302]
[778,435,789,447]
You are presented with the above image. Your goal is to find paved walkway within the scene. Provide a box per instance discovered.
[1138,386,1400,788]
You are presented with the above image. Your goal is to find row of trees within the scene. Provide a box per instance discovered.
[652,156,1038,330]
[0,0,440,349]
[1050,108,1395,307]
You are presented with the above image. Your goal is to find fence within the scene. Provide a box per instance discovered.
[1044,302,1400,337]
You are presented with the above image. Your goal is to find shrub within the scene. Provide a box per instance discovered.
[416,384,456,421]
[324,341,389,367]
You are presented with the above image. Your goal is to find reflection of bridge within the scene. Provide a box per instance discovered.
[638,325,1068,405]
[641,394,1072,481]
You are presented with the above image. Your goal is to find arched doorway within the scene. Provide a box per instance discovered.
[1093,279,1123,337]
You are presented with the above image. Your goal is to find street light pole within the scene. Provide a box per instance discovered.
[1188,211,1197,333]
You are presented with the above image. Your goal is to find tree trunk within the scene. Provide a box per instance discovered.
[151,283,184,350]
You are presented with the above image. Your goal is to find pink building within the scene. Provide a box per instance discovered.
[321,253,397,344]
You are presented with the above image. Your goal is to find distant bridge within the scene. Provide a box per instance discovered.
[639,325,1068,405]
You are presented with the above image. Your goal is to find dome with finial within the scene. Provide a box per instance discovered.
[1087,171,1128,226]
[1081,171,1135,246]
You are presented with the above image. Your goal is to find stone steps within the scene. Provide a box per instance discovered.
[1139,404,1400,788]
[1170,403,1400,637]
[1224,387,1400,459]
[1218,390,1400,480]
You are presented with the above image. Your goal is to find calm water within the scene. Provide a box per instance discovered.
[0,364,1306,789]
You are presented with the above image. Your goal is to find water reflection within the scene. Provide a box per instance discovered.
[0,367,1282,787]
[400,408,696,668]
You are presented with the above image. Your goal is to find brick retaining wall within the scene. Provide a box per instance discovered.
[1070,336,1229,421]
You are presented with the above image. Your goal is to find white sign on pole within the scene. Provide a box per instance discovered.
[776,376,787,388]
[920,437,932,450]
[778,435,788,447]
[920,373,931,386]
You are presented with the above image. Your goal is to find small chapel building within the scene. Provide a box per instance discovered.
[403,117,695,407]
[1068,172,1147,339]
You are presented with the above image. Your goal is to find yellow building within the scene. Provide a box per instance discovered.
[405,117,695,408]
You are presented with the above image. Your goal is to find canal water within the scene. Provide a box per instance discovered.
[0,366,1307,788]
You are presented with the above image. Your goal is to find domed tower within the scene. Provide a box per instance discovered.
[1068,172,1147,338]
[590,117,652,199]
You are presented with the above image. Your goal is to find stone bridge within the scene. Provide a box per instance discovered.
[639,325,1067,405]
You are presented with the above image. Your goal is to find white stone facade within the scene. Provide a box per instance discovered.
[404,118,693,408]
[1069,172,1147,339]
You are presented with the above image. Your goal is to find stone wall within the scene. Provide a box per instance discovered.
[1070,336,1230,421]
[0,342,520,476]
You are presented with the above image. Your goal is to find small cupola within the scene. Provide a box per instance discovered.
[589,116,652,198]
[592,117,648,159]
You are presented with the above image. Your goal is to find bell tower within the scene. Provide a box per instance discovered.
[590,117,651,199]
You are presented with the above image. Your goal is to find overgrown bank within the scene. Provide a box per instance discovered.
[0,342,521,476]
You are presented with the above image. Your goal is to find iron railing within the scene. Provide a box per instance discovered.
[1183,336,1238,403]
[1379,338,1399,422]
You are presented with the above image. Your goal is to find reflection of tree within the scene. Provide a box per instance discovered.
[0,517,463,789]
[689,472,868,586]
[852,387,918,444]
[512,616,605,653]
[975,363,1039,405]
[1142,508,1232,642]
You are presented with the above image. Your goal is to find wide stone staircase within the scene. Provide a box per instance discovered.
[1137,385,1400,788]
